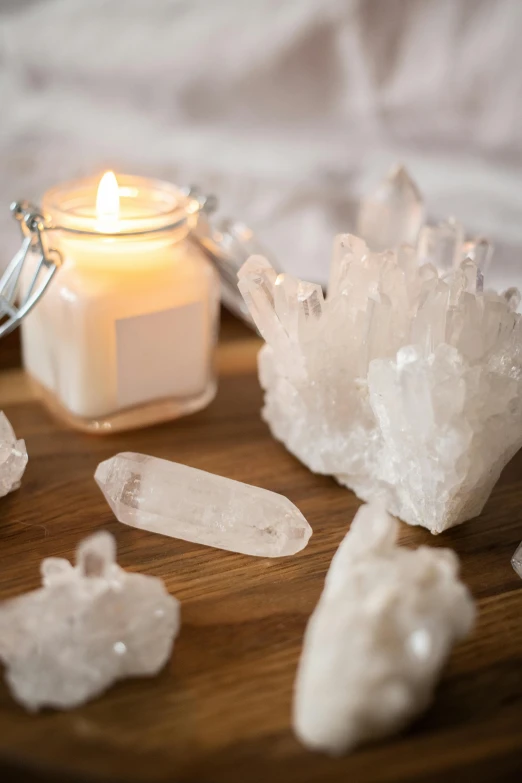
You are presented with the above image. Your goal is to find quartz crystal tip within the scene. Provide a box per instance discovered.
[293,502,475,755]
[357,164,424,251]
[0,532,180,711]
[95,452,312,558]
[0,411,28,498]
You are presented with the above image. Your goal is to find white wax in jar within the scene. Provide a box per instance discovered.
[20,178,219,422]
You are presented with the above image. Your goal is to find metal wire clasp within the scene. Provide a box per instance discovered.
[0,202,62,338]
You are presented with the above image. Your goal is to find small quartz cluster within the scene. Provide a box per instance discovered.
[512,541,522,579]
[0,532,179,711]
[293,503,475,755]
[238,168,522,533]
[0,411,27,497]
[95,452,312,557]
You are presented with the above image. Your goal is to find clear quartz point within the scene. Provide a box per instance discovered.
[237,255,280,344]
[0,411,28,497]
[293,503,475,755]
[462,237,493,272]
[274,272,300,339]
[460,258,483,294]
[512,541,522,578]
[417,218,464,272]
[0,532,180,711]
[328,233,368,297]
[238,256,306,382]
[357,165,424,252]
[503,287,521,312]
[95,452,312,557]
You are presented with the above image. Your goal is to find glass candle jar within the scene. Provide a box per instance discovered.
[18,173,220,433]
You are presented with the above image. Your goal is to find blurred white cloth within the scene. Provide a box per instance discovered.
[1,0,522,289]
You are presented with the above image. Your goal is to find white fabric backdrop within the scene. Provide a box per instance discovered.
[1,0,522,289]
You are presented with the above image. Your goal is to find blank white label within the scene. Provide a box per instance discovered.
[116,302,206,409]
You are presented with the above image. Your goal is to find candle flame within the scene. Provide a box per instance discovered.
[96,171,120,221]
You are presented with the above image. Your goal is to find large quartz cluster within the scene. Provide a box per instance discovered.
[238,168,522,533]
[0,532,180,711]
[293,502,475,755]
[0,411,28,497]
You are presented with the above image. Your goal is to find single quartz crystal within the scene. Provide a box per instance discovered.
[462,237,494,273]
[95,452,312,557]
[356,165,425,251]
[0,411,28,497]
[0,532,179,711]
[417,218,464,272]
[503,287,521,312]
[239,170,522,533]
[293,503,475,755]
[512,542,522,578]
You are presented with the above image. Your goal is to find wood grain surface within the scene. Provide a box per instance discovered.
[0,316,521,783]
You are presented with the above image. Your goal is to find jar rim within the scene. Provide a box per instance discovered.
[42,174,199,238]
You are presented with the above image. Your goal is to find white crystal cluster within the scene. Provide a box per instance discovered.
[293,503,475,755]
[0,532,179,711]
[238,168,522,533]
[0,411,27,497]
[96,452,312,557]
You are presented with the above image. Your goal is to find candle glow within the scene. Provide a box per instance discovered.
[96,171,120,229]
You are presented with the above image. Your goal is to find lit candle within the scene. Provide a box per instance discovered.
[20,173,220,432]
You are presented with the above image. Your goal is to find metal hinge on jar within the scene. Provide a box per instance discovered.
[0,202,62,338]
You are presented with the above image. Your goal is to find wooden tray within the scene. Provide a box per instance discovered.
[0,322,521,783]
